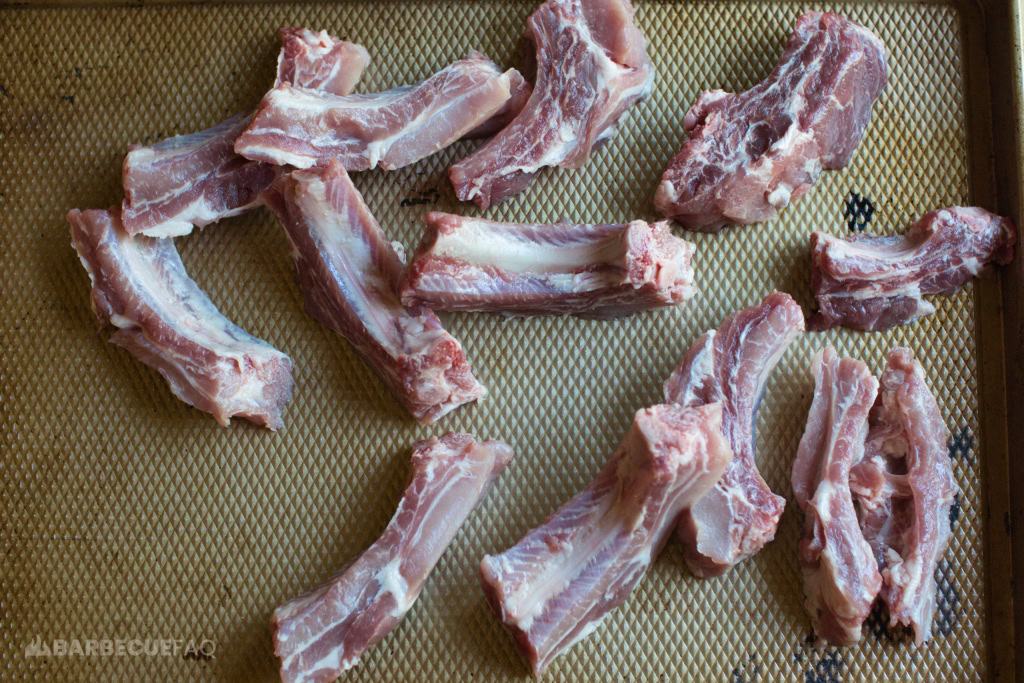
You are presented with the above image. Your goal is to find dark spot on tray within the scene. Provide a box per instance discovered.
[864,600,911,644]
[803,648,843,683]
[61,95,74,104]
[949,493,961,526]
[863,601,889,641]
[400,187,440,207]
[934,559,960,636]
[0,84,7,96]
[182,647,213,662]
[843,191,874,232]
[948,427,973,465]
[73,67,82,77]
[729,652,759,682]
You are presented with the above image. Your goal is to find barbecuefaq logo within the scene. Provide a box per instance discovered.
[25,634,215,659]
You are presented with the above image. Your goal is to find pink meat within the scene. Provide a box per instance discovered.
[654,12,888,232]
[480,403,732,675]
[121,28,368,237]
[463,70,533,139]
[68,208,294,428]
[235,52,520,171]
[398,212,695,318]
[448,0,654,209]
[792,346,881,646]
[809,206,1017,331]
[273,434,514,682]
[275,27,370,93]
[664,291,804,576]
[849,348,957,645]
[264,161,485,423]
[121,113,281,238]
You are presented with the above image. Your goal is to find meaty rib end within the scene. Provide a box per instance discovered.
[396,325,488,424]
[855,347,957,645]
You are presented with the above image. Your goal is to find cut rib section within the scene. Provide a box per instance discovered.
[809,206,1017,331]
[399,212,695,319]
[274,434,514,682]
[850,347,957,645]
[480,403,731,675]
[265,161,485,423]
[655,12,887,231]
[122,28,368,237]
[236,52,521,171]
[68,208,294,428]
[664,291,804,576]
[449,0,654,208]
[792,346,881,646]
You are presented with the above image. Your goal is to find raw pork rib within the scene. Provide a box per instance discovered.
[264,160,485,423]
[121,28,368,237]
[398,212,695,318]
[792,346,881,646]
[480,403,731,675]
[448,0,654,208]
[235,52,522,171]
[121,113,281,238]
[463,70,533,139]
[664,291,804,576]
[275,27,370,94]
[809,206,1017,331]
[274,433,514,683]
[849,348,957,645]
[654,12,888,231]
[68,208,294,428]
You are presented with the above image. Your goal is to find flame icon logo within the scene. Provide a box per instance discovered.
[24,636,50,658]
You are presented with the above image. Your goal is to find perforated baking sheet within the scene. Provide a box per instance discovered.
[0,0,1013,680]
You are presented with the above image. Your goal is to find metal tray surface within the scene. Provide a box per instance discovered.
[0,0,1015,680]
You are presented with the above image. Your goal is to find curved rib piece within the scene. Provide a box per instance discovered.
[664,291,804,576]
[449,0,654,209]
[273,434,514,683]
[122,28,368,238]
[480,403,732,676]
[68,208,294,428]
[654,12,887,232]
[809,206,1017,331]
[792,346,881,646]
[850,348,957,645]
[265,161,485,423]
[399,212,695,318]
[236,52,519,171]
